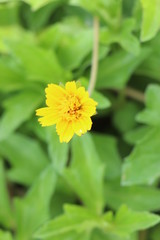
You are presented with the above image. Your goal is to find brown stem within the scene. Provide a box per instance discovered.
[88,16,99,96]
[139,230,147,240]
[112,87,145,103]
[124,87,145,103]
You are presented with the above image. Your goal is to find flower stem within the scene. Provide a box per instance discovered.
[112,87,145,103]
[139,230,147,240]
[88,16,99,96]
[124,87,145,103]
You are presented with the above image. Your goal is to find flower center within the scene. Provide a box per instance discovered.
[62,94,82,121]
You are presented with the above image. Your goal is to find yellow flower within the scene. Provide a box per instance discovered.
[36,81,97,143]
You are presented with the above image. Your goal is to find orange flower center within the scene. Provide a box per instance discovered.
[62,94,82,121]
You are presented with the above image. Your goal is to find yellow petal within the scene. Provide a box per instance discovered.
[65,81,77,93]
[56,120,74,143]
[82,105,96,116]
[38,115,57,127]
[36,107,53,116]
[36,107,59,126]
[77,86,89,99]
[45,84,66,107]
[73,117,92,136]
[83,98,98,107]
[81,98,97,116]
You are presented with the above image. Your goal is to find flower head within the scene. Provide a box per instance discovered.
[36,81,97,143]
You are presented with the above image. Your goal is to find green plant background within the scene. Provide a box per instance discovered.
[1,0,160,239]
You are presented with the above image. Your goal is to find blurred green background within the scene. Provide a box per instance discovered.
[1,0,160,240]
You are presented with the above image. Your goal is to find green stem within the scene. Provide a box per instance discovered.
[88,16,99,96]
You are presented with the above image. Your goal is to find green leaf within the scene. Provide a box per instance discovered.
[0,2,18,26]
[140,0,160,41]
[14,165,57,240]
[21,2,61,31]
[35,205,100,239]
[122,127,160,185]
[37,204,159,240]
[91,229,138,240]
[40,21,93,70]
[124,126,151,145]
[0,230,13,240]
[0,90,43,141]
[70,0,122,27]
[46,231,90,240]
[100,18,140,55]
[0,59,26,92]
[113,102,140,133]
[0,160,14,229]
[50,187,76,218]
[65,134,104,214]
[26,117,48,142]
[92,91,111,110]
[23,0,65,11]
[76,45,110,78]
[46,126,69,173]
[0,25,34,53]
[105,181,160,211]
[7,41,69,83]
[136,85,160,126]
[136,33,160,81]
[123,0,137,17]
[150,225,160,240]
[115,19,140,55]
[92,133,121,180]
[122,86,160,185]
[91,229,115,240]
[105,205,160,238]
[57,26,93,70]
[0,133,48,185]
[137,52,160,81]
[96,48,150,90]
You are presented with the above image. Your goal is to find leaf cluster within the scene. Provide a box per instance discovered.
[0,1,160,240]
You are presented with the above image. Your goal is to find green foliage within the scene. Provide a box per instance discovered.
[14,165,57,240]
[0,90,43,140]
[105,181,160,211]
[113,101,140,133]
[122,127,160,185]
[92,133,121,180]
[100,18,140,55]
[7,41,68,83]
[0,59,25,91]
[23,0,65,11]
[35,204,100,239]
[0,230,13,240]
[0,133,48,185]
[1,0,160,239]
[104,205,160,238]
[0,160,14,229]
[96,48,150,89]
[136,85,160,126]
[40,21,93,70]
[137,33,160,81]
[46,126,69,173]
[140,0,160,41]
[92,91,111,109]
[150,225,160,240]
[65,134,104,214]
[36,204,159,240]
[122,85,160,185]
